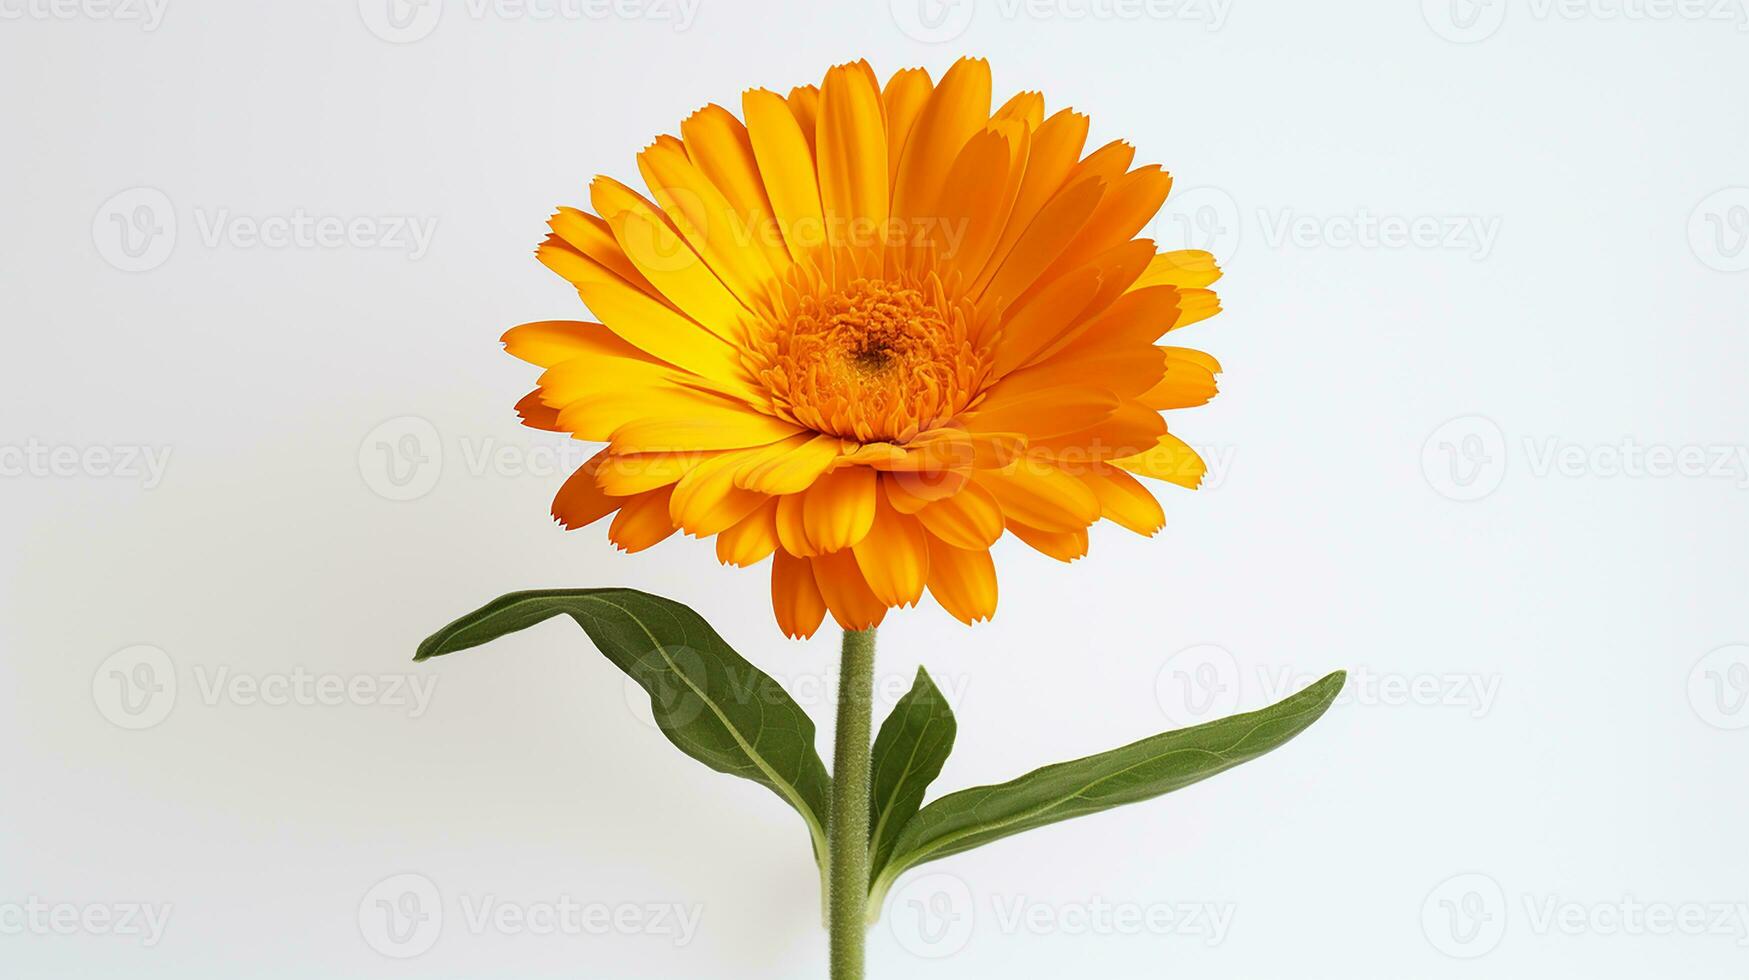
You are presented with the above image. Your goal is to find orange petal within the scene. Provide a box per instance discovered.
[972,462,1101,532]
[607,486,679,553]
[914,480,1004,550]
[810,549,889,631]
[851,493,930,606]
[551,451,618,529]
[925,537,997,625]
[801,465,878,553]
[717,498,780,567]
[772,549,828,639]
[1007,521,1089,562]
[773,491,815,557]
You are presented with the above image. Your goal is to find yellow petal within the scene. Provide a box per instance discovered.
[637,136,778,311]
[678,103,795,275]
[1139,347,1222,409]
[669,449,769,536]
[1131,249,1222,290]
[595,182,749,343]
[502,319,662,369]
[595,450,721,496]
[734,433,845,494]
[744,87,828,267]
[609,399,803,454]
[1080,464,1165,535]
[1112,431,1207,489]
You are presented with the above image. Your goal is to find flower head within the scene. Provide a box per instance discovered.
[505,58,1223,638]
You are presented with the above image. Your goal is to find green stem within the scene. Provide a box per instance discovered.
[828,627,877,980]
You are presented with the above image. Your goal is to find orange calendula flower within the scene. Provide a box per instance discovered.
[505,58,1223,638]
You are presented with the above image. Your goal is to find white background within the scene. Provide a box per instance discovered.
[3,0,1747,976]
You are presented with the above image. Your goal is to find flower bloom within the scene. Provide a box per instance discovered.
[505,58,1223,638]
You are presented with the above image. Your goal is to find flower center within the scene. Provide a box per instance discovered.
[750,274,991,443]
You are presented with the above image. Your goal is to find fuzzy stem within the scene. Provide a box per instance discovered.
[828,627,877,980]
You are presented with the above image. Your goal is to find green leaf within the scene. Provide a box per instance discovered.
[867,667,957,881]
[415,588,832,872]
[868,669,1346,910]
